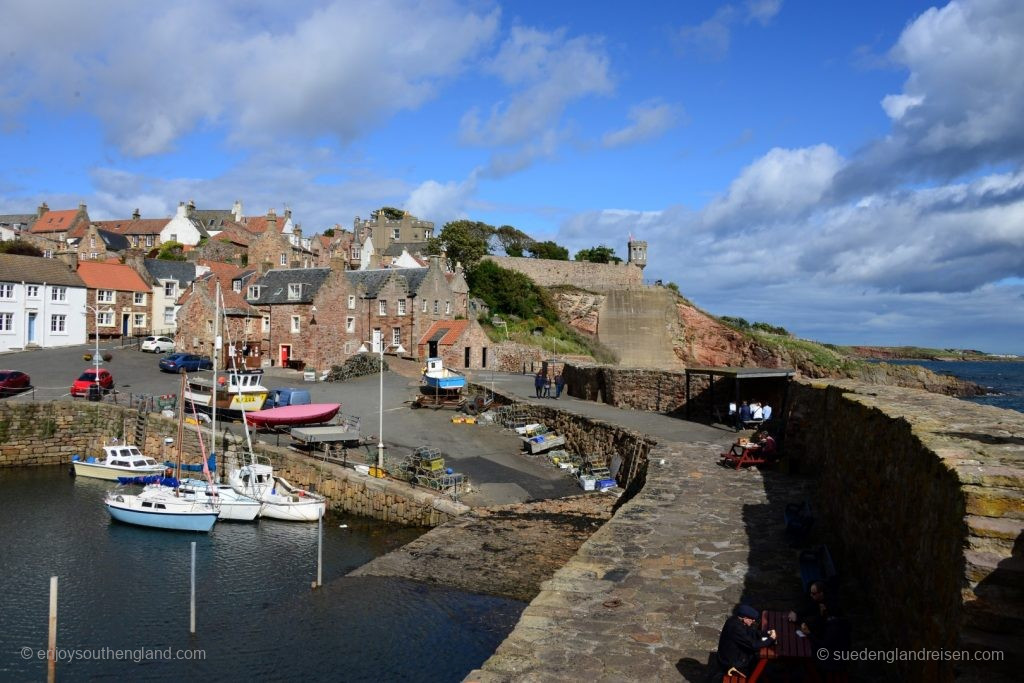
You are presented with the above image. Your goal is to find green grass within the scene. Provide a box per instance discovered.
[480,316,618,363]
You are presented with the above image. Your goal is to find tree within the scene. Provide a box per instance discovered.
[156,240,187,261]
[467,260,558,322]
[0,240,44,257]
[495,225,534,257]
[322,228,335,237]
[575,245,621,264]
[428,220,494,272]
[527,240,569,260]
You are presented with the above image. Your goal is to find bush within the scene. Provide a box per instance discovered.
[325,353,388,382]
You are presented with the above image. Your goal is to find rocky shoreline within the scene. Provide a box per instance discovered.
[348,494,616,602]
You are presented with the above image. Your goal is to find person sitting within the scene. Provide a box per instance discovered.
[751,402,763,421]
[762,403,773,421]
[755,431,778,460]
[738,401,751,425]
[789,582,849,672]
[715,604,776,678]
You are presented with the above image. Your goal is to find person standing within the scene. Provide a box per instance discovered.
[738,401,752,426]
[554,372,565,399]
[534,371,545,398]
[715,604,776,678]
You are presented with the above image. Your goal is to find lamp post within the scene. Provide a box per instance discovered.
[84,305,101,393]
[358,339,406,470]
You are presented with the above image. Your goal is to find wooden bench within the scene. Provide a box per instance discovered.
[799,544,838,595]
[719,443,767,470]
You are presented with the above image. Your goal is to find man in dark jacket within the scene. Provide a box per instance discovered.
[534,371,545,398]
[716,604,776,678]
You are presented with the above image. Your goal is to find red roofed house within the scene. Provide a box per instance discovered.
[175,262,261,367]
[76,261,153,339]
[417,317,493,370]
[29,202,91,242]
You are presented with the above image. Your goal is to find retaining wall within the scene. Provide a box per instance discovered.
[482,255,643,290]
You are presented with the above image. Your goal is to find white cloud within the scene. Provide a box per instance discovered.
[0,0,499,156]
[880,93,925,121]
[746,0,783,25]
[405,176,478,222]
[676,1,781,60]
[601,101,683,148]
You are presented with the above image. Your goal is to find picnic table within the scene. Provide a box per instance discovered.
[719,442,765,469]
[738,610,822,682]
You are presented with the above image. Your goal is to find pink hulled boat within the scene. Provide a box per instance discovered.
[244,403,341,428]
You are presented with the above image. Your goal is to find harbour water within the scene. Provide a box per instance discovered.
[0,467,524,681]
[881,359,1024,413]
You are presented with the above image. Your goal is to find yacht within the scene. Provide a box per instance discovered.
[72,443,164,480]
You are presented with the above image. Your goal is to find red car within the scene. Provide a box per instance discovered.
[0,370,31,396]
[70,368,114,397]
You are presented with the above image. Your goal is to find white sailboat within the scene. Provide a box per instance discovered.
[177,280,262,522]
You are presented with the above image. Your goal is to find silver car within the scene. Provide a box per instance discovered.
[140,336,175,353]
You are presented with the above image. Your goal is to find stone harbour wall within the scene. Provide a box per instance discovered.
[783,380,1024,679]
[1,401,466,528]
[483,255,643,290]
[564,363,700,413]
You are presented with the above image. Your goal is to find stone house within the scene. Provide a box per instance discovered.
[174,264,261,367]
[354,209,433,256]
[28,202,91,244]
[76,261,152,339]
[248,217,313,270]
[417,317,494,370]
[160,201,211,248]
[75,224,131,261]
[0,254,88,351]
[94,211,168,252]
[243,255,464,373]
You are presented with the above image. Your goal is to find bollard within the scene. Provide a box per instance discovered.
[47,576,57,683]
[190,542,196,634]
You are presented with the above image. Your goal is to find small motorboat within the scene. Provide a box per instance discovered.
[421,357,465,394]
[72,443,164,480]
[244,403,341,428]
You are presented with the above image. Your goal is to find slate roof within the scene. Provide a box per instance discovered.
[344,267,429,298]
[77,261,150,292]
[418,319,469,346]
[248,268,331,304]
[143,259,197,288]
[0,213,36,227]
[0,254,85,287]
[94,218,169,235]
[191,210,236,232]
[97,229,131,252]
[382,241,427,257]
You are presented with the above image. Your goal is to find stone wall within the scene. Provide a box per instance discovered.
[483,255,643,290]
[781,380,1024,678]
[1,400,467,528]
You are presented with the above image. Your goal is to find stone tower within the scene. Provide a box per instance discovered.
[627,237,647,270]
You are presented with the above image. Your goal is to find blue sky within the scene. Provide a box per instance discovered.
[2,0,1023,353]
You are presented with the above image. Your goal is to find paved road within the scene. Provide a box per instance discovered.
[0,344,581,506]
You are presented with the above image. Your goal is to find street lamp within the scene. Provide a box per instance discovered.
[357,339,406,470]
[84,305,102,394]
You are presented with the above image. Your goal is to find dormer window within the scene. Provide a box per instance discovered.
[288,283,301,300]
[247,285,261,300]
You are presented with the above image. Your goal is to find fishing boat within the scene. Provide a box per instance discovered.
[244,403,341,428]
[72,443,164,480]
[421,357,466,394]
[185,369,268,420]
[104,373,219,532]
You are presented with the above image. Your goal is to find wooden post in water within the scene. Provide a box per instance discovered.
[47,576,57,683]
[190,542,196,634]
[316,515,323,588]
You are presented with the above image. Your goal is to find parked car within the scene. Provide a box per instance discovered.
[263,387,312,409]
[159,353,213,373]
[141,336,176,353]
[0,370,31,396]
[70,369,114,397]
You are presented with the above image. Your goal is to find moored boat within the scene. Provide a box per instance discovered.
[244,403,341,428]
[185,369,268,419]
[229,459,325,522]
[72,443,164,480]
[105,487,219,532]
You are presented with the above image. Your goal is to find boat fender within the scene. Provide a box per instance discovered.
[72,454,80,461]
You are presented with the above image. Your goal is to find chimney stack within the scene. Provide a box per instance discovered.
[37,202,49,218]
[132,208,140,220]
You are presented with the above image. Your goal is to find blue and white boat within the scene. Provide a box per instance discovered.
[421,357,466,393]
[105,486,219,532]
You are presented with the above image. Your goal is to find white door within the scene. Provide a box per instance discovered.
[372,328,382,353]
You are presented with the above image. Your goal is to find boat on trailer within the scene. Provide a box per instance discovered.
[421,357,466,394]
[244,403,341,428]
[185,369,268,419]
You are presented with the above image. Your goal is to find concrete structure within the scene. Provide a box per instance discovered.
[597,287,682,368]
[483,255,644,290]
[0,254,87,351]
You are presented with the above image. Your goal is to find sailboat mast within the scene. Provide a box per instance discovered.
[212,281,220,479]
[176,371,186,482]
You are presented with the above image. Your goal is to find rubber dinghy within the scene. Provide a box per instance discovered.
[244,403,341,428]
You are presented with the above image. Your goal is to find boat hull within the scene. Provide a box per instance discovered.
[259,497,326,522]
[245,403,341,428]
[106,498,218,532]
[423,376,465,391]
[73,461,164,481]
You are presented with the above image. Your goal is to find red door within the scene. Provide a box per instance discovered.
[280,345,290,366]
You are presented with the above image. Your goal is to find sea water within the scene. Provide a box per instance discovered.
[881,360,1024,413]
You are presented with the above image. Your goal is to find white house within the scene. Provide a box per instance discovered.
[0,254,88,351]
[142,258,209,335]
[159,201,209,247]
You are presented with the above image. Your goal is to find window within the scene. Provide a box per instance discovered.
[347,295,356,309]
[90,236,96,248]
[244,317,252,332]
[344,340,355,354]
[97,311,114,326]
[163,307,175,325]
[288,283,301,300]
[44,250,53,258]
[51,287,66,302]
[392,327,401,346]
[397,299,406,316]
[346,316,355,333]
[50,314,66,333]
[280,253,288,266]
[0,283,13,299]
[351,247,360,260]
[134,292,146,305]
[391,228,400,240]
[164,281,176,297]
[169,233,177,242]
[291,315,300,333]
[132,236,139,247]
[248,286,261,299]
[146,235,154,247]
[134,313,145,327]
[27,285,39,298]
[233,280,241,293]
[262,315,270,332]
[421,298,427,313]
[0,313,12,331]
[97,290,114,303]
[206,320,213,334]
[378,300,387,316]
[433,300,439,314]
[89,252,98,259]
[445,301,451,315]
